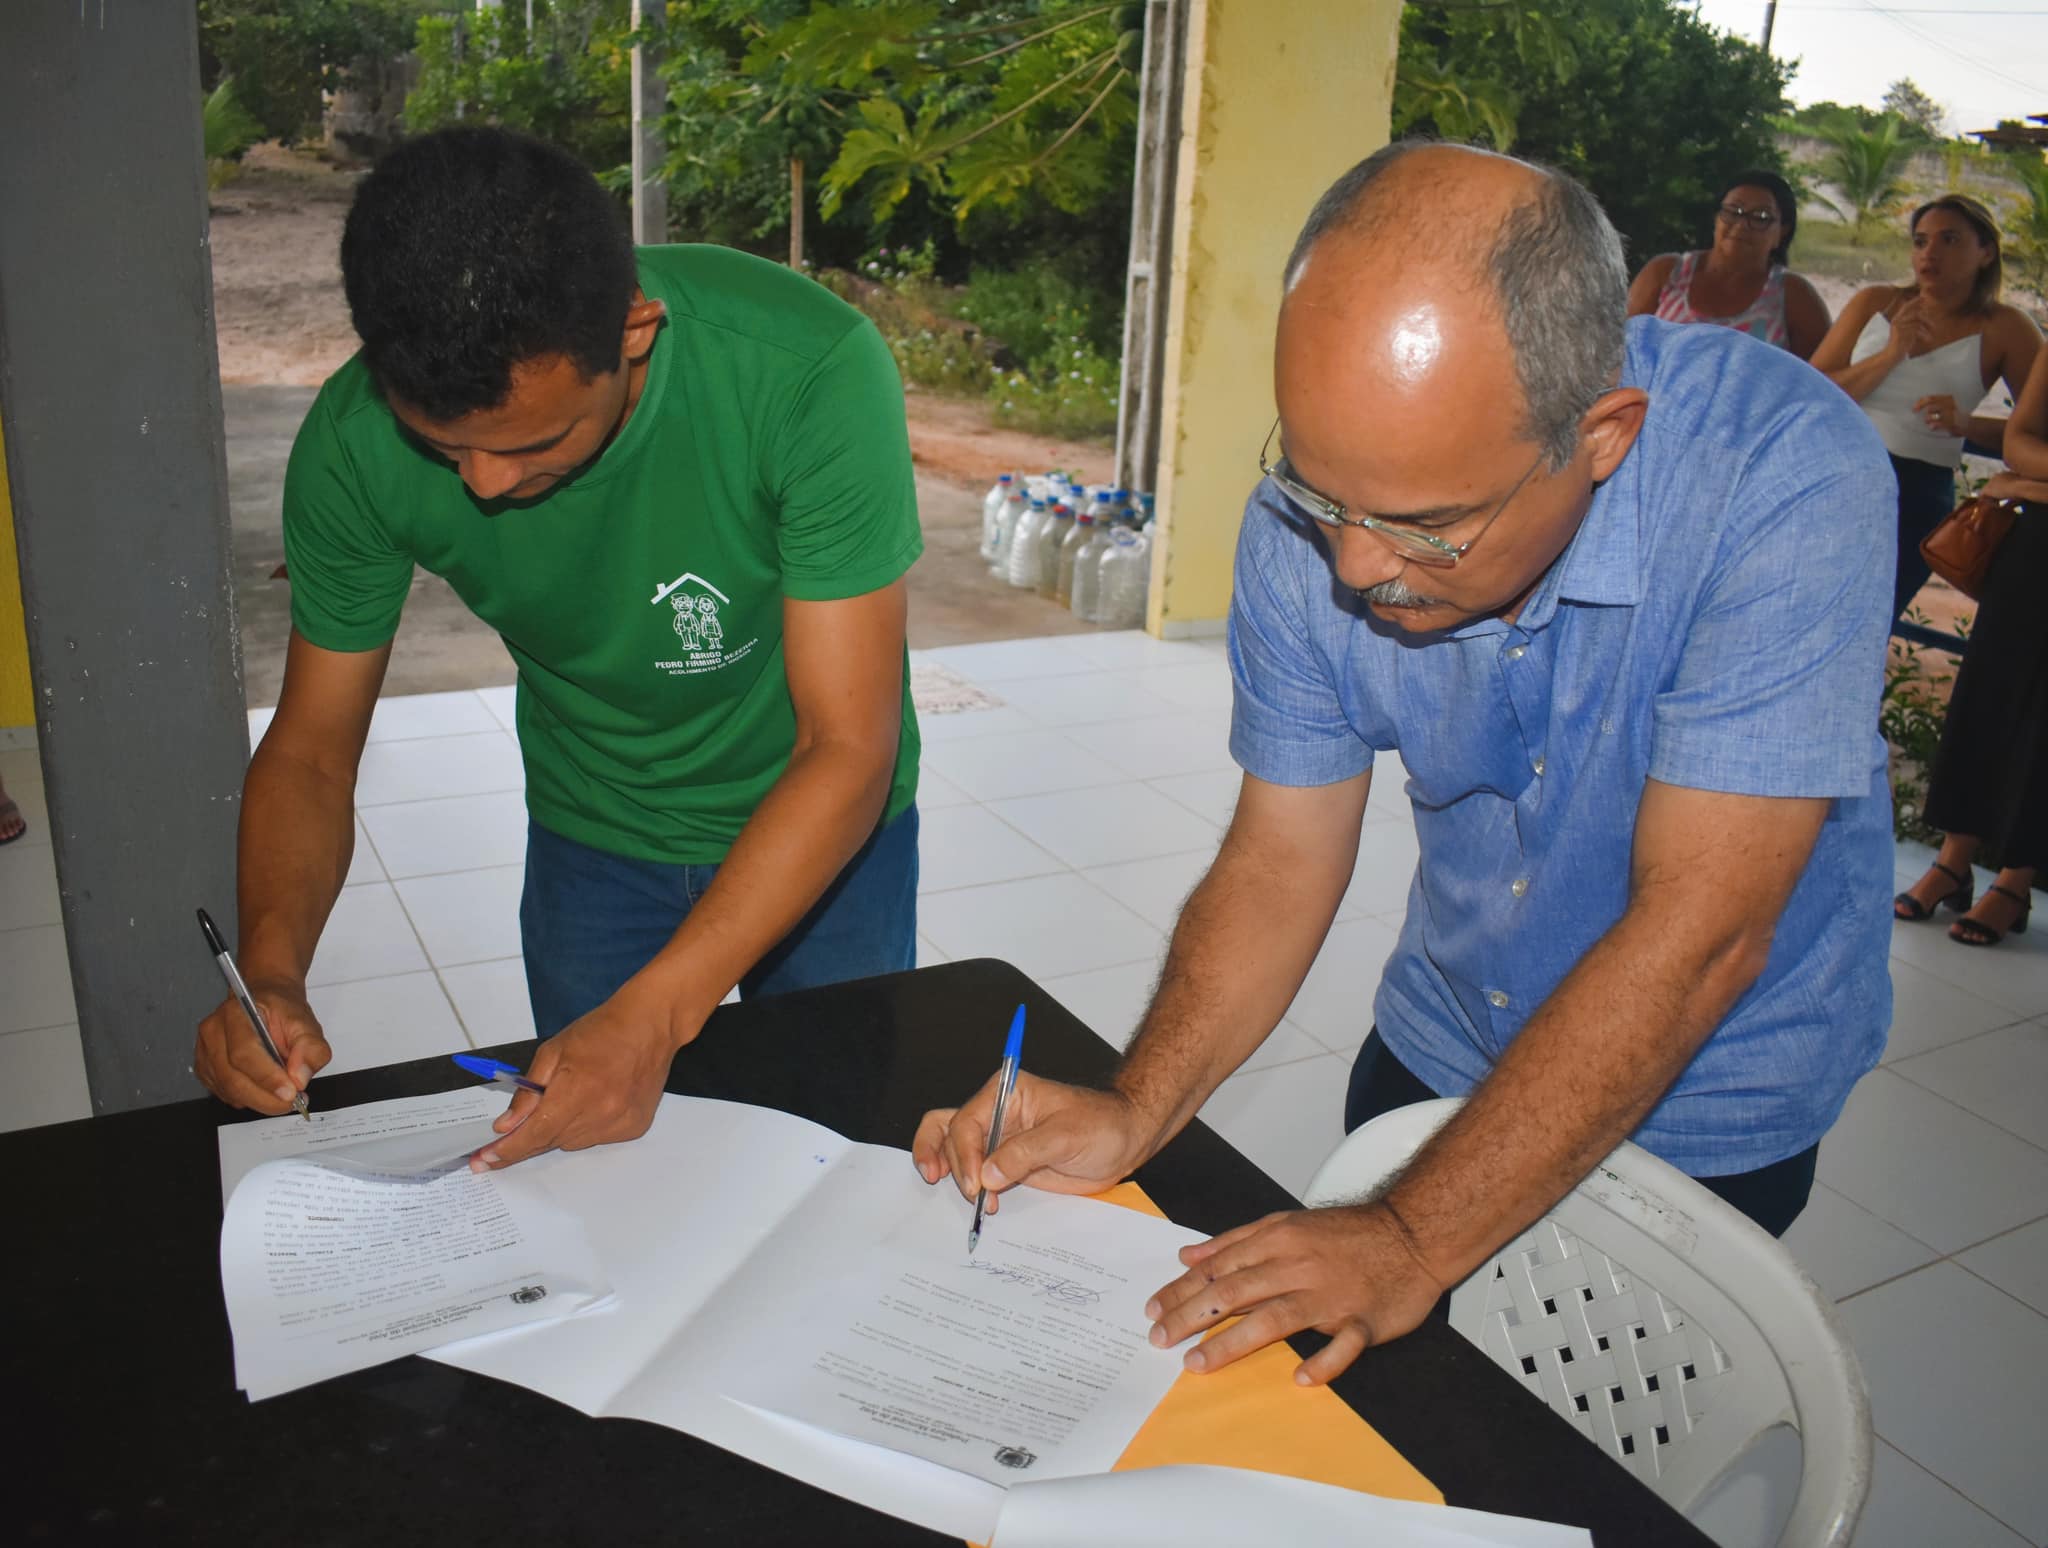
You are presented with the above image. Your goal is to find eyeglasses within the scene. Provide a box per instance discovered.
[1717,203,1779,230]
[1257,419,1546,568]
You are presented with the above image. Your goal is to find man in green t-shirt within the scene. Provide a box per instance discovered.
[193,128,923,1169]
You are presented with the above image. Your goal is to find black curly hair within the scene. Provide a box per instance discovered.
[341,127,639,421]
[1715,169,1799,266]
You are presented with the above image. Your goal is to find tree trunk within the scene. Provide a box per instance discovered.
[789,157,805,269]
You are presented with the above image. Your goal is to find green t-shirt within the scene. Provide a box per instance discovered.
[283,244,922,864]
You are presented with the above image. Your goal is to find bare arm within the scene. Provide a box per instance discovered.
[192,630,387,1111]
[1625,256,1678,320]
[1783,272,1833,362]
[481,580,909,1167]
[1972,310,2046,455]
[1809,285,1905,400]
[1145,780,1830,1383]
[2001,340,2048,480]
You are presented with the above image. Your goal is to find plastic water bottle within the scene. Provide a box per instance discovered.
[1056,509,1096,605]
[1035,501,1075,597]
[989,486,1027,577]
[1137,492,1156,532]
[1069,516,1116,622]
[980,474,1014,563]
[1005,498,1050,588]
[1098,524,1152,628]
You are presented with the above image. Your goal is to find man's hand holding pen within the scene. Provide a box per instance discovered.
[195,979,331,1115]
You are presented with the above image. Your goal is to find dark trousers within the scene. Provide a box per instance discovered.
[1891,452,1957,623]
[1343,1030,1818,1238]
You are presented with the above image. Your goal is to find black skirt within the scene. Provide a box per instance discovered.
[1923,500,2048,870]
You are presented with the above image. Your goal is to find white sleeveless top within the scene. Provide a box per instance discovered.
[1849,312,1989,469]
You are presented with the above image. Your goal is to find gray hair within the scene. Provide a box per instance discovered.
[1284,141,1628,470]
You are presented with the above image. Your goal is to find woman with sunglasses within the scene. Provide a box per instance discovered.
[1626,170,1831,360]
[1809,195,2041,622]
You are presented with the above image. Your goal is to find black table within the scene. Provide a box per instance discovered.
[12,960,1709,1546]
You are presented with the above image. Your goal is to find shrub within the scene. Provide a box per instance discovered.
[989,337,1120,441]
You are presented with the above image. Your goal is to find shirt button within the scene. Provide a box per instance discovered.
[1532,757,1546,776]
[1503,645,1526,662]
[1487,990,1510,1009]
[1511,877,1529,898]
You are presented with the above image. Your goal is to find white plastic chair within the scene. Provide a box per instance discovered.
[1302,1099,1870,1548]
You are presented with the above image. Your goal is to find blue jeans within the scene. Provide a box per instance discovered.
[518,805,919,1039]
[1891,452,1956,623]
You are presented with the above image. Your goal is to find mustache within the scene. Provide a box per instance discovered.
[1358,576,1444,608]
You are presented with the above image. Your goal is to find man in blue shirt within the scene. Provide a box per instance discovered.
[913,143,1894,1385]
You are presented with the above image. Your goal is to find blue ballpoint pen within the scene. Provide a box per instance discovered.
[968,1004,1027,1256]
[451,1053,548,1095]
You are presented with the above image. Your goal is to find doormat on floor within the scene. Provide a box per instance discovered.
[910,663,1005,716]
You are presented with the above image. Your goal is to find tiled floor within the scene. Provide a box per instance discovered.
[4,631,2046,1544]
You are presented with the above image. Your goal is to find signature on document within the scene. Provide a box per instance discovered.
[962,1259,1102,1305]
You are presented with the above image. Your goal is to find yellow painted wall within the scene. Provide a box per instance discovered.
[1149,0,1403,632]
[0,417,31,727]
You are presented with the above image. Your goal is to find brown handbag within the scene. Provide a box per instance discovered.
[1919,494,2016,601]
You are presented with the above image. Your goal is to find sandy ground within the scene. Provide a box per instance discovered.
[209,148,1115,704]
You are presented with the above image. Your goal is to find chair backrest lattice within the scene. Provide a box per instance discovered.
[1457,1218,1738,1491]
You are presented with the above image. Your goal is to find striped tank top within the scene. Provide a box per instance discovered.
[1653,251,1791,350]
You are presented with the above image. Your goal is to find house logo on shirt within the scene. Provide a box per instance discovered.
[649,570,756,677]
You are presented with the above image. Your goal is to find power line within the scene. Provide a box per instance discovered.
[1850,0,2048,98]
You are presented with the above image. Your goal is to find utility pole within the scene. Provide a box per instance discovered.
[1761,0,1777,53]
[630,0,667,245]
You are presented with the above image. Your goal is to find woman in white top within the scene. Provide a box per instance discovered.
[1808,195,2040,621]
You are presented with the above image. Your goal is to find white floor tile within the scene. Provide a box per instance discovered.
[353,730,524,807]
[1888,914,2048,1019]
[911,765,974,810]
[1882,958,2028,1064]
[917,873,1163,982]
[310,971,470,1077]
[1958,1218,2048,1318]
[0,743,43,784]
[0,924,77,1033]
[1063,712,1236,781]
[440,957,538,1049]
[366,689,500,742]
[984,671,1181,727]
[1146,769,1242,829]
[915,805,1066,894]
[920,728,1127,802]
[1057,631,1219,671]
[1042,960,1158,1051]
[923,637,1095,681]
[1130,660,1237,712]
[988,783,1217,871]
[1817,1069,2048,1254]
[1195,1053,1353,1200]
[915,933,949,968]
[1079,850,1211,931]
[1365,751,1411,815]
[359,791,530,881]
[1835,1262,2048,1543]
[1779,1182,1938,1302]
[3,774,50,846]
[395,866,525,968]
[1333,821,1421,922]
[476,683,519,732]
[1890,1024,2048,1150]
[304,884,430,988]
[345,816,386,886]
[914,705,1042,744]
[0,837,61,931]
[1850,1440,2029,1548]
[0,1023,92,1132]
[245,705,276,748]
[1283,915,1405,1058]
[1239,1020,1335,1075]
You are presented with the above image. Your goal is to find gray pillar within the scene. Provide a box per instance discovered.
[0,2,247,1111]
[1114,0,1189,497]
[630,0,667,244]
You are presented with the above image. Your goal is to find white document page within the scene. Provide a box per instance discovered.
[218,1090,611,1401]
[992,1465,1594,1548]
[428,1096,1203,1542]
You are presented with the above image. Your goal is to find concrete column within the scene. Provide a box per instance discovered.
[630,0,667,244]
[0,2,247,1110]
[1147,0,1403,634]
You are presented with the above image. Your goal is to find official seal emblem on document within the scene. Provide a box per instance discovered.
[993,1445,1037,1471]
[650,569,754,677]
[510,1284,549,1305]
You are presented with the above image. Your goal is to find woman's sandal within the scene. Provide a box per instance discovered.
[1894,861,1973,922]
[1950,885,2032,947]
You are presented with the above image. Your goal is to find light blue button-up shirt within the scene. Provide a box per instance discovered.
[1228,318,1895,1174]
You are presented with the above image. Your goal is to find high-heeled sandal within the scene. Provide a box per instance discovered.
[1894,861,1973,922]
[1950,884,2032,947]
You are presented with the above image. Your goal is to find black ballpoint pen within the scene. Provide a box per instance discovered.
[197,907,310,1120]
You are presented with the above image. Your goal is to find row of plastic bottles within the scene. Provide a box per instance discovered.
[980,472,1156,630]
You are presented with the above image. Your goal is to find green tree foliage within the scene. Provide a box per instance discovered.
[197,0,431,143]
[1393,0,1791,266]
[1812,116,1917,244]
[2004,157,2048,306]
[1881,77,1945,140]
[404,1,632,173]
[203,76,266,189]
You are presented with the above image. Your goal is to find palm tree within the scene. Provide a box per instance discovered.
[1815,116,1917,245]
[2003,158,2048,314]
